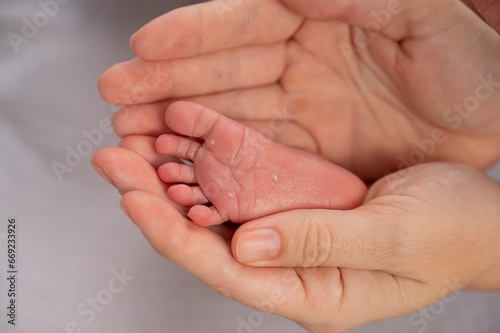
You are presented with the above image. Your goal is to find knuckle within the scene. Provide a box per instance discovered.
[298,212,333,267]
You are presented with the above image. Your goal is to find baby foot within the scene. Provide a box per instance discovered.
[156,102,367,226]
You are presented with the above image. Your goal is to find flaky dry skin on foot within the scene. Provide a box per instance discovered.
[156,102,367,226]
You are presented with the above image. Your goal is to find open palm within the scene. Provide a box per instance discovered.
[98,0,500,180]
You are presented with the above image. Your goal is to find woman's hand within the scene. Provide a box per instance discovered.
[98,0,500,180]
[92,148,500,332]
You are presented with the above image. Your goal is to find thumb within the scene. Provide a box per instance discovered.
[232,207,402,271]
[473,0,500,34]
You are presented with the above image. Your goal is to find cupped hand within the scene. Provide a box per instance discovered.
[92,147,500,332]
[98,0,500,180]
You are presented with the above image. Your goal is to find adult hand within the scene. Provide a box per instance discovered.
[92,148,500,332]
[98,0,500,180]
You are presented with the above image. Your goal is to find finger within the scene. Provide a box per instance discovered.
[119,135,177,169]
[98,43,286,105]
[91,147,169,199]
[164,102,224,139]
[111,85,287,138]
[473,0,500,33]
[130,0,302,60]
[281,0,411,38]
[158,163,196,184]
[120,191,236,289]
[122,191,433,330]
[156,134,202,161]
[120,190,309,313]
[115,100,317,155]
[282,0,480,40]
[231,203,413,273]
[182,84,288,121]
[112,102,172,138]
[168,185,209,207]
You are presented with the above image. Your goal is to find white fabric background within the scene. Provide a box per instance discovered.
[1,1,499,332]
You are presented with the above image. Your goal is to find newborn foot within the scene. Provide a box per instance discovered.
[156,102,367,226]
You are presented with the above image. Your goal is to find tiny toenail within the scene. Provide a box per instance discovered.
[237,228,281,264]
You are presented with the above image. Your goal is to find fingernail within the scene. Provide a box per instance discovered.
[237,228,281,264]
[90,161,116,188]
